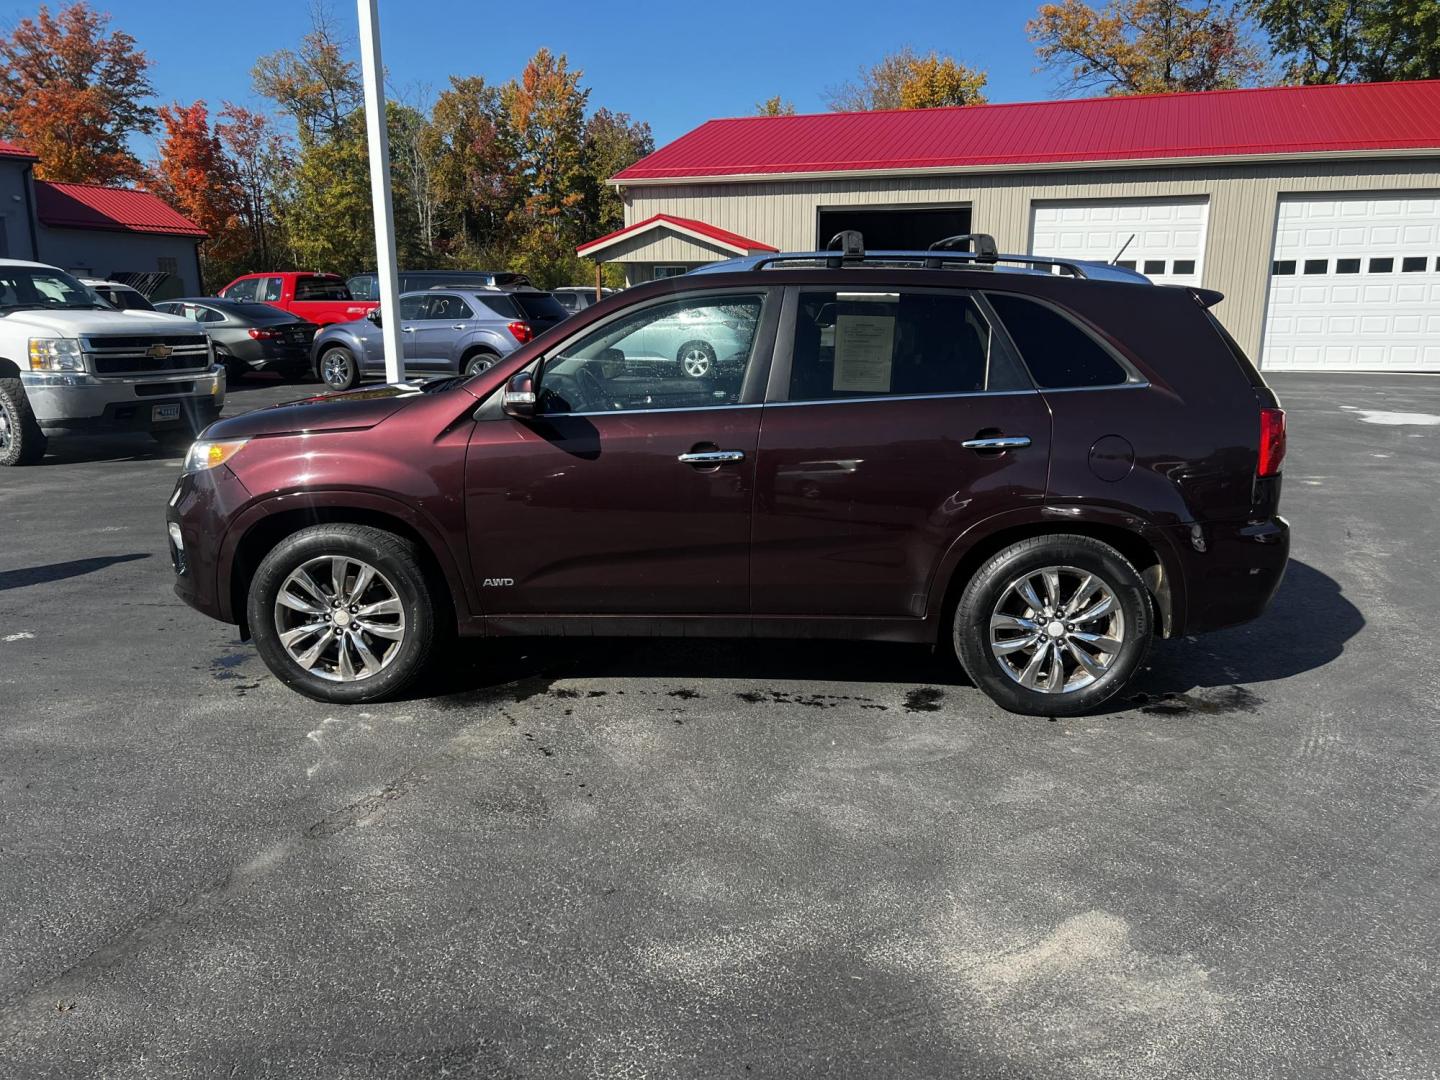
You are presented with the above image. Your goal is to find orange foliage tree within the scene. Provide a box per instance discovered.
[0,2,155,184]
[151,101,245,280]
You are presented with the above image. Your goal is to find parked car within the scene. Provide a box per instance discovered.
[81,278,162,315]
[167,232,1289,717]
[1,258,222,465]
[155,298,317,381]
[550,286,615,314]
[217,272,376,327]
[345,270,532,300]
[310,287,569,391]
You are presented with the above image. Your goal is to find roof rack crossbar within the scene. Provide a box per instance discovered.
[748,250,1091,278]
[925,233,999,268]
[824,230,865,269]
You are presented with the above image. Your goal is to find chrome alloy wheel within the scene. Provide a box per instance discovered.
[987,565,1125,694]
[321,350,353,389]
[680,347,712,377]
[273,556,405,682]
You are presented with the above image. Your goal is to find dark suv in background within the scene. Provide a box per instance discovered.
[167,234,1288,717]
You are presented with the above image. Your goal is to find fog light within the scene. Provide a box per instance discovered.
[168,521,187,574]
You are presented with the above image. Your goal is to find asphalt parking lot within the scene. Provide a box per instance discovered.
[1,371,1437,1078]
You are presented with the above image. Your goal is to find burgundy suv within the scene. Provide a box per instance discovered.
[167,236,1288,716]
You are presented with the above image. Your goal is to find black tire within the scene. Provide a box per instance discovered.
[0,376,48,466]
[952,534,1153,717]
[675,340,715,378]
[318,346,361,392]
[462,350,499,377]
[247,524,438,704]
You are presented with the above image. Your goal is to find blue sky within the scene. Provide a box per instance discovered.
[0,0,1060,152]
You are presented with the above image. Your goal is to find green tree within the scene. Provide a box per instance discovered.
[1028,0,1266,94]
[251,11,361,144]
[826,47,988,110]
[1255,0,1440,83]
[424,75,518,259]
[580,108,653,238]
[755,95,797,115]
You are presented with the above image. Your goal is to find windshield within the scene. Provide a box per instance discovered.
[0,267,105,312]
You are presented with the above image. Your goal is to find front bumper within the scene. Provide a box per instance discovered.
[1155,516,1290,636]
[24,365,226,433]
[168,462,252,624]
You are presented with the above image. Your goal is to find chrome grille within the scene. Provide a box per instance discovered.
[83,334,211,376]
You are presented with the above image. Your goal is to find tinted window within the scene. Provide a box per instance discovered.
[1172,259,1196,275]
[475,295,519,318]
[398,295,425,320]
[223,302,302,322]
[421,294,473,320]
[987,292,1128,389]
[1402,256,1427,272]
[294,276,351,301]
[512,292,568,322]
[540,294,765,414]
[1272,260,1296,275]
[1303,259,1328,275]
[1369,257,1394,273]
[225,277,259,301]
[788,290,1023,402]
[1337,258,1361,274]
[1143,259,1166,275]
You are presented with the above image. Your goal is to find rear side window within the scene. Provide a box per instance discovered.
[986,293,1128,389]
[295,276,351,301]
[787,290,1027,402]
[475,295,519,318]
[259,276,284,301]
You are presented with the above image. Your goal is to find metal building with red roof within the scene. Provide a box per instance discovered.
[582,80,1440,371]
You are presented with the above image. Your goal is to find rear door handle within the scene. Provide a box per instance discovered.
[400,327,416,333]
[678,450,746,465]
[961,436,1031,451]
[452,324,468,330]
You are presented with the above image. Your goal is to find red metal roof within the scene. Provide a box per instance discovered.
[577,213,778,256]
[615,80,1440,183]
[0,139,36,161]
[34,181,206,238]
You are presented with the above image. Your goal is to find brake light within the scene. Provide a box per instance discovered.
[248,327,282,340]
[1258,408,1286,477]
[507,320,534,344]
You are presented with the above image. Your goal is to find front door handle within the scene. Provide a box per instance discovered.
[400,327,416,333]
[452,324,467,330]
[678,450,746,465]
[961,436,1032,451]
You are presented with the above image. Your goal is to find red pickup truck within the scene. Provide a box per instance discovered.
[217,272,378,327]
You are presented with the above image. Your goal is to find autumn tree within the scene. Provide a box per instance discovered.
[251,11,362,145]
[424,75,519,258]
[1028,0,1265,94]
[579,108,653,239]
[1255,0,1440,84]
[755,95,797,115]
[217,103,291,269]
[0,1,155,183]
[826,47,988,110]
[151,101,245,280]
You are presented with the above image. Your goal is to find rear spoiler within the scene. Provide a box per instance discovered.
[1189,286,1225,309]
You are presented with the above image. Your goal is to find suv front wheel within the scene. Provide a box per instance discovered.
[247,524,437,703]
[953,534,1153,717]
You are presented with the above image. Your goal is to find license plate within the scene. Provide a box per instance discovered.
[152,404,180,422]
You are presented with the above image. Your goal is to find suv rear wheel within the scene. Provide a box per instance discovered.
[247,524,437,703]
[676,340,715,378]
[463,349,498,377]
[0,377,47,466]
[952,534,1152,717]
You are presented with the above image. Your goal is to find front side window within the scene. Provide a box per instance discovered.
[538,293,766,414]
[224,277,259,301]
[398,295,425,320]
[986,292,1128,389]
[786,290,1024,402]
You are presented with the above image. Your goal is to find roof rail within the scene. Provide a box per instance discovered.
[749,250,1093,278]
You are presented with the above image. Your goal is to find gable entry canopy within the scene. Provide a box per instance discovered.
[577,213,777,263]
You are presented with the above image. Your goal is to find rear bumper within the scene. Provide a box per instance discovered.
[24,366,226,432]
[1155,516,1290,636]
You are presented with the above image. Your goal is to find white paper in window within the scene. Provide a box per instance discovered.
[832,314,895,393]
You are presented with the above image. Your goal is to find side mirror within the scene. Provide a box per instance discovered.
[366,308,382,325]
[501,370,537,418]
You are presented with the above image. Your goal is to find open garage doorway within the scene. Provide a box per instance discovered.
[816,206,971,251]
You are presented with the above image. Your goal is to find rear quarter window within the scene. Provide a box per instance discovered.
[512,293,568,321]
[986,292,1129,388]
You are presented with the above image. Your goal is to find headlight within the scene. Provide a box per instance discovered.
[183,439,248,474]
[28,337,84,371]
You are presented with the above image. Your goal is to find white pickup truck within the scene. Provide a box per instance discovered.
[0,258,225,465]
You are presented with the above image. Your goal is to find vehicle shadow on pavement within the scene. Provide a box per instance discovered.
[0,553,150,592]
[1121,557,1363,706]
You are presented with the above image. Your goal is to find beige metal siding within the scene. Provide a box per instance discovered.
[618,158,1440,358]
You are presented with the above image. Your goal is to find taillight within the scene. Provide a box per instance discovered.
[507,320,534,344]
[1258,408,1286,477]
[248,327,282,340]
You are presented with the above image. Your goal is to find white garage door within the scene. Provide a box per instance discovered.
[1262,195,1440,371]
[1030,198,1208,285]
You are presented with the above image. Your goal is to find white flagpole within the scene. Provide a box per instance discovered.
[357,0,403,384]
